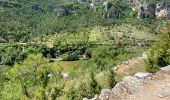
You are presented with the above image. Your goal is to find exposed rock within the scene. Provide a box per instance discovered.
[158,91,170,98]
[138,3,156,19]
[62,72,69,78]
[112,67,118,71]
[103,1,112,11]
[77,0,87,3]
[57,5,69,17]
[134,72,151,79]
[91,0,100,4]
[0,38,7,43]
[98,89,113,100]
[111,83,127,99]
[48,73,53,78]
[155,2,168,18]
[137,2,170,19]
[159,65,170,74]
[122,76,142,93]
[167,4,170,19]
[103,12,119,19]
[130,0,141,4]
[32,5,44,13]
[83,98,90,100]
[93,95,99,100]
[142,52,148,59]
[90,64,170,100]
[0,1,22,8]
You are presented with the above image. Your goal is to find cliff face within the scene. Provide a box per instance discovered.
[57,0,170,19]
[85,65,170,100]
[138,2,170,19]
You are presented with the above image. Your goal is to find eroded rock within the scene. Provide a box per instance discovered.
[134,72,152,79]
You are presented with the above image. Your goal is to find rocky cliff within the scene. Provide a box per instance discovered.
[138,2,170,19]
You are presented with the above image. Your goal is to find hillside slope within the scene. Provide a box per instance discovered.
[88,65,170,100]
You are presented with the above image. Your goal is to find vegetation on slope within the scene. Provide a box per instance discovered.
[0,0,169,99]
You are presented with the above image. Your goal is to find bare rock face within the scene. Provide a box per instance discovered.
[57,5,69,17]
[167,4,170,19]
[103,3,128,19]
[155,2,168,18]
[138,3,156,19]
[138,2,170,19]
[103,1,112,11]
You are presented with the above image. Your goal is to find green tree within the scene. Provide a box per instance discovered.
[108,70,117,88]
[89,72,101,97]
[1,54,57,99]
[146,32,170,73]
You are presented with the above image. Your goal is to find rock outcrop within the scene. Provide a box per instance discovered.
[137,3,156,19]
[57,5,69,17]
[32,5,44,13]
[103,1,112,11]
[87,65,170,100]
[0,1,22,8]
[138,2,170,19]
[78,0,87,3]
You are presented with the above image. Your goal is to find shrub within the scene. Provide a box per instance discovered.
[146,32,170,73]
[108,70,117,88]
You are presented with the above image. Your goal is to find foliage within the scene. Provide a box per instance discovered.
[88,72,101,96]
[0,54,64,99]
[63,53,79,61]
[108,70,117,88]
[146,32,170,73]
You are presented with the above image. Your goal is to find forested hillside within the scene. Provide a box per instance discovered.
[0,0,169,100]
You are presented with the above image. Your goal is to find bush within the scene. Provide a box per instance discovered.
[146,32,170,73]
[108,70,117,88]
[69,70,77,77]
